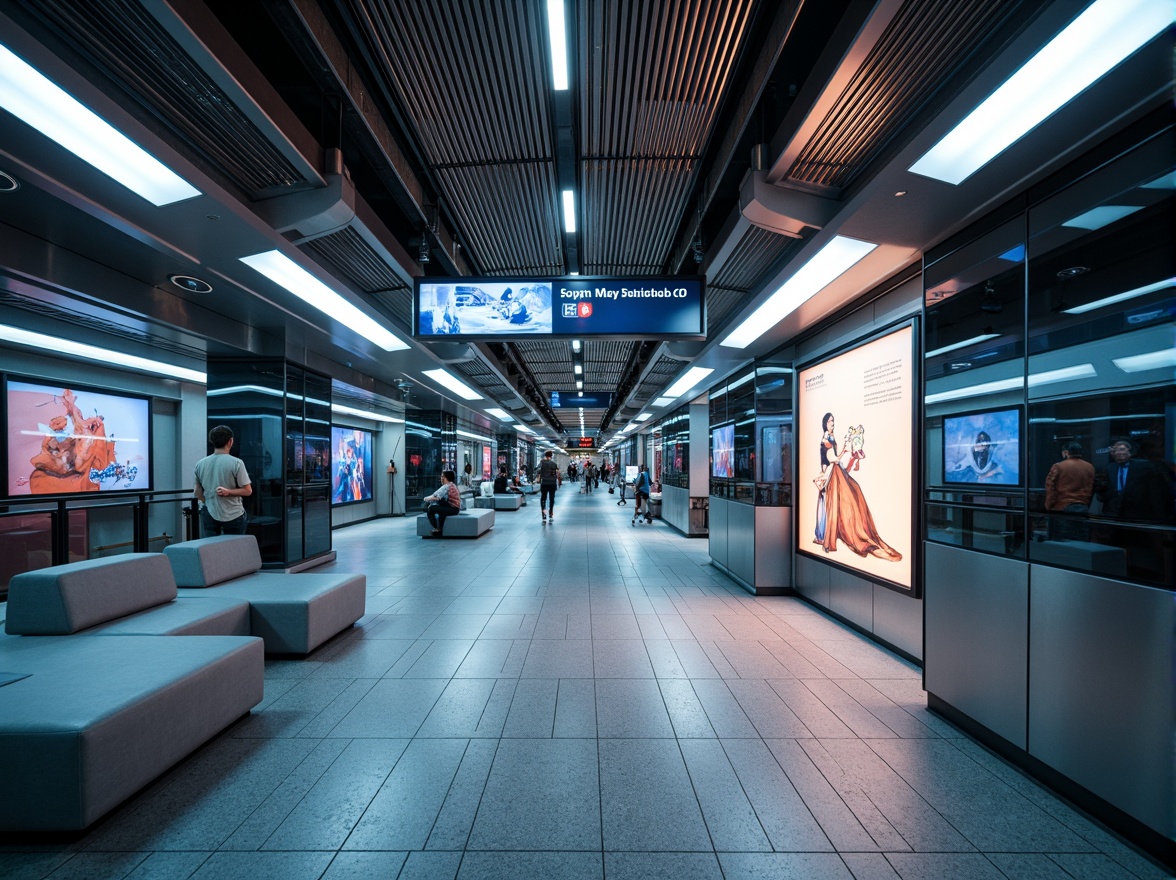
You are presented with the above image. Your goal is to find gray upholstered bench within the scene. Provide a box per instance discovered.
[474,494,524,510]
[4,553,250,638]
[164,535,366,655]
[416,508,495,537]
[0,633,262,830]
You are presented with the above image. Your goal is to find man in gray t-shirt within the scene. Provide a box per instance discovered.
[193,425,252,537]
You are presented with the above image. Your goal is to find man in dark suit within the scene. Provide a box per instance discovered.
[1099,439,1168,522]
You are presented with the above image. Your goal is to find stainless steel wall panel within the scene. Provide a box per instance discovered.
[1028,566,1174,838]
[873,584,923,661]
[754,506,792,589]
[796,553,831,608]
[661,484,689,534]
[708,497,729,569]
[925,542,1028,749]
[727,502,756,587]
[829,567,873,631]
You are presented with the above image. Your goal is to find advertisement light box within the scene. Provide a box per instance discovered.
[415,276,704,340]
[550,391,612,409]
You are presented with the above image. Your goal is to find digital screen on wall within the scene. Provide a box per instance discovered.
[712,424,734,478]
[5,377,151,497]
[942,407,1021,486]
[331,426,373,505]
[796,323,915,591]
[482,446,491,480]
[415,276,704,340]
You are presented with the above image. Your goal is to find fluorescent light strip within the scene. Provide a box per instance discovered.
[665,366,714,398]
[562,190,576,233]
[0,43,200,206]
[909,0,1172,185]
[635,413,651,422]
[0,324,205,383]
[651,397,675,407]
[1062,278,1173,314]
[422,368,483,401]
[1061,205,1144,230]
[457,428,492,442]
[486,408,515,421]
[576,381,583,389]
[571,339,581,352]
[332,404,403,423]
[925,333,1001,358]
[240,251,407,351]
[546,0,569,90]
[722,236,877,349]
[1112,349,1176,373]
[573,364,582,374]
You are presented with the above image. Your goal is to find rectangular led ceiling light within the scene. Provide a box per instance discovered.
[0,43,200,206]
[240,250,408,351]
[546,0,569,90]
[722,236,877,349]
[0,324,206,383]
[562,190,576,233]
[664,366,714,398]
[1063,278,1172,314]
[422,368,483,401]
[651,397,675,407]
[909,0,1172,185]
[486,407,515,421]
[635,413,651,422]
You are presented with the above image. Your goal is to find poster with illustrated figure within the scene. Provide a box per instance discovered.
[797,324,914,590]
[6,379,151,497]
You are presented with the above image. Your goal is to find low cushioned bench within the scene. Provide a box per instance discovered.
[5,553,250,638]
[1,553,263,830]
[164,535,366,655]
[0,634,262,830]
[416,508,495,538]
[474,493,524,511]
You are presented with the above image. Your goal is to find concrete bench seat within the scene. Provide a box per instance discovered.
[0,633,262,830]
[474,493,524,510]
[164,535,366,655]
[416,508,495,538]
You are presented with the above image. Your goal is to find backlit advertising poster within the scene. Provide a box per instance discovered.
[6,378,151,497]
[415,276,704,340]
[797,324,915,591]
[331,426,372,505]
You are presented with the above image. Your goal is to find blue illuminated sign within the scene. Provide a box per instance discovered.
[414,276,704,340]
[550,391,613,408]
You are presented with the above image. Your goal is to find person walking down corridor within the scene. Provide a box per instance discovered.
[539,450,562,524]
[632,464,653,525]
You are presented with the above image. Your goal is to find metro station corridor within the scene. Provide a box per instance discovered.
[0,489,1165,880]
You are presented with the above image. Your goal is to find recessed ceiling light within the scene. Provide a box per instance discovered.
[169,274,212,294]
[422,368,483,401]
[0,170,18,193]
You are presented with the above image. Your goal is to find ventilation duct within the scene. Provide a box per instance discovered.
[738,168,840,238]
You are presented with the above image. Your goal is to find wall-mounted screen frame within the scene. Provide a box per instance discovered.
[712,423,734,478]
[415,276,705,340]
[942,406,1022,487]
[796,322,917,593]
[4,375,153,498]
[331,425,373,505]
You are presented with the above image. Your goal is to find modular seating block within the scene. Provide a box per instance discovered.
[474,494,524,511]
[0,634,263,830]
[5,553,250,638]
[164,535,366,655]
[416,508,495,537]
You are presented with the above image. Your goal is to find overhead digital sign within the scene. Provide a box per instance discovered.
[550,391,613,408]
[574,437,597,448]
[415,276,704,340]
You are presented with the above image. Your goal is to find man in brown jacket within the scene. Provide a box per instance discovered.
[1045,441,1094,540]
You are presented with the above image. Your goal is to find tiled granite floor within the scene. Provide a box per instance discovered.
[0,488,1168,879]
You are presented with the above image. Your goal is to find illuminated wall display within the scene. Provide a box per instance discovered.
[5,376,152,497]
[331,425,373,505]
[415,276,704,339]
[550,391,613,408]
[796,324,915,591]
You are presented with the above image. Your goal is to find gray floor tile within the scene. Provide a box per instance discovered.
[344,738,470,850]
[596,678,674,737]
[395,851,462,880]
[591,638,654,678]
[43,852,149,879]
[319,851,408,879]
[520,639,593,678]
[658,680,717,738]
[553,678,598,737]
[188,852,333,880]
[689,679,758,737]
[467,739,601,850]
[426,739,498,849]
[604,852,723,880]
[679,739,773,852]
[327,678,448,737]
[599,739,711,851]
[841,852,901,880]
[882,853,1005,879]
[502,678,558,737]
[455,851,603,879]
[716,852,855,879]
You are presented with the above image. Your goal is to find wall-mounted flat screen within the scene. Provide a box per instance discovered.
[5,377,151,497]
[942,407,1021,486]
[796,323,915,592]
[712,424,734,478]
[331,426,373,505]
[415,276,704,340]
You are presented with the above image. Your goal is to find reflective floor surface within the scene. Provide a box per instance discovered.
[0,486,1167,879]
